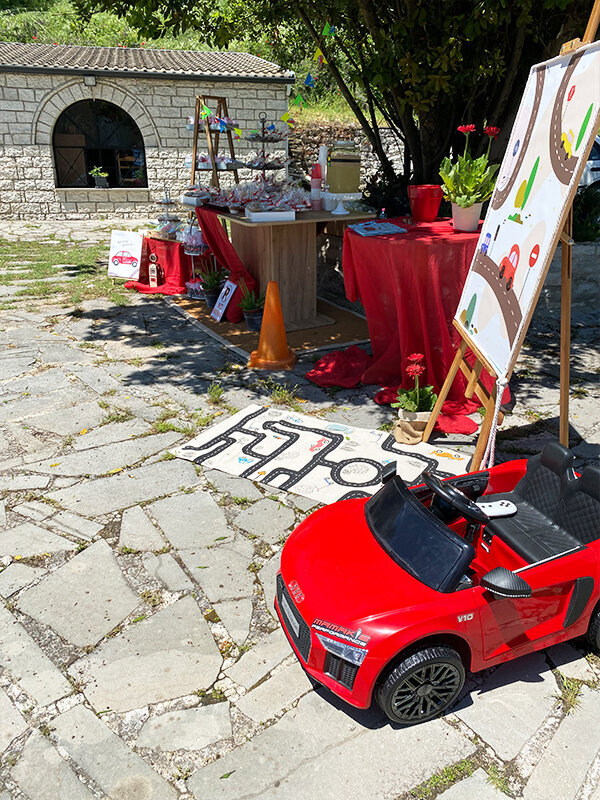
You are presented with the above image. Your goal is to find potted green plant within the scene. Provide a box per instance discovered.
[439,125,500,231]
[200,267,227,310]
[89,166,109,188]
[238,279,265,332]
[391,353,437,443]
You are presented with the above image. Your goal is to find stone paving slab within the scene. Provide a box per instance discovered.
[27,399,107,436]
[0,474,50,491]
[69,364,122,395]
[235,660,312,723]
[205,469,263,501]
[146,490,231,550]
[0,392,88,426]
[143,552,194,591]
[0,368,72,399]
[454,652,558,761]
[119,505,166,551]
[11,731,97,800]
[225,629,291,690]
[0,687,28,752]
[27,431,181,476]
[52,704,178,800]
[18,540,140,647]
[69,596,222,713]
[137,703,232,751]
[438,769,506,799]
[46,510,103,541]
[235,498,296,544]
[0,562,45,597]
[0,603,72,705]
[259,553,281,613]
[10,500,54,522]
[0,522,77,558]
[188,691,475,800]
[546,642,597,682]
[178,541,255,603]
[46,459,200,515]
[212,598,253,644]
[524,686,600,798]
[69,418,150,450]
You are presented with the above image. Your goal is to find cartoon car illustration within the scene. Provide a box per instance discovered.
[561,129,575,159]
[480,233,492,255]
[276,443,600,726]
[112,250,138,268]
[499,244,520,291]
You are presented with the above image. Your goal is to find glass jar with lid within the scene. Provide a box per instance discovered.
[327,140,361,193]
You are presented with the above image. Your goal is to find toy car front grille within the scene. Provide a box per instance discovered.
[276,574,311,662]
[323,652,359,690]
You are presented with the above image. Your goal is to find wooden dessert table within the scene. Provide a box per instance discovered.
[217,208,376,330]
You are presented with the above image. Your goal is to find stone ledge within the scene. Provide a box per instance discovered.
[55,188,152,203]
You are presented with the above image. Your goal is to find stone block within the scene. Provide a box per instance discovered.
[0,687,28,751]
[137,703,231,751]
[179,540,255,603]
[438,769,506,799]
[225,628,290,690]
[0,562,45,596]
[18,539,140,647]
[142,552,193,590]
[68,596,222,712]
[212,597,253,644]
[235,660,312,722]
[11,731,97,800]
[147,490,230,549]
[0,521,76,558]
[235,498,295,543]
[0,602,72,705]
[120,505,165,552]
[52,705,178,799]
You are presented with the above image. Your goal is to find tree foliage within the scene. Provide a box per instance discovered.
[21,0,597,183]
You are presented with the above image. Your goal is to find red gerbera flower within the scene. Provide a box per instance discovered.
[457,124,476,134]
[484,125,501,139]
[407,353,424,362]
[406,363,425,378]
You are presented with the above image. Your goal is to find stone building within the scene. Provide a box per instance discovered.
[0,42,292,220]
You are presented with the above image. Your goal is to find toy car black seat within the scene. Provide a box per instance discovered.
[559,466,600,546]
[484,443,580,564]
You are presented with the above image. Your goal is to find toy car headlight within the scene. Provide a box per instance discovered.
[315,633,368,666]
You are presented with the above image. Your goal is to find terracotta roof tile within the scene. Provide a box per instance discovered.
[0,41,293,81]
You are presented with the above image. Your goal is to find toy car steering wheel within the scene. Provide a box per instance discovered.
[421,471,490,525]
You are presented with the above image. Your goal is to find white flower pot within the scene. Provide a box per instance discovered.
[452,202,482,232]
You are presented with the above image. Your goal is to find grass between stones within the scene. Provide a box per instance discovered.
[0,238,131,309]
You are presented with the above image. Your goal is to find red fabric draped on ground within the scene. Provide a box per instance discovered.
[125,238,192,295]
[195,207,257,323]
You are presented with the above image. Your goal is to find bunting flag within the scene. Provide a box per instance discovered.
[292,94,305,108]
[304,72,316,88]
[313,48,327,64]
[201,104,212,118]
[267,123,276,131]
[234,127,242,139]
[322,22,336,36]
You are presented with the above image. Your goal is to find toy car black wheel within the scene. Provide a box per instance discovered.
[586,607,600,651]
[376,646,464,726]
[506,277,513,291]
[499,265,505,278]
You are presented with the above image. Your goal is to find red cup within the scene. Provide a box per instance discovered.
[408,185,443,222]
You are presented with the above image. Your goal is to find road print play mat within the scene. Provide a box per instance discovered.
[174,404,471,505]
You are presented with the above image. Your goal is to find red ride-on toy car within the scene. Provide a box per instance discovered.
[276,443,600,726]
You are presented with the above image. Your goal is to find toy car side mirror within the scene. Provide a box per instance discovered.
[381,461,397,484]
[480,567,532,599]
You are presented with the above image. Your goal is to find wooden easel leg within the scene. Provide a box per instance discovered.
[471,385,497,471]
[422,342,467,442]
[559,208,573,448]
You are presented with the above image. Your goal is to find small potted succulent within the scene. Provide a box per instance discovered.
[391,353,437,443]
[439,124,500,231]
[200,267,227,310]
[239,279,265,332]
[89,166,109,188]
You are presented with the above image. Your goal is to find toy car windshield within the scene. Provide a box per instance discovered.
[365,477,475,593]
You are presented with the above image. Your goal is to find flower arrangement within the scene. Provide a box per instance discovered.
[439,125,500,208]
[391,353,438,413]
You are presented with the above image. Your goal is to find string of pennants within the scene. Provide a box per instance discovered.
[199,21,335,136]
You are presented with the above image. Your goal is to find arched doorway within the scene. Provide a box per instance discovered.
[53,99,147,188]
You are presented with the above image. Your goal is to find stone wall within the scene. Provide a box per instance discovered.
[289,121,404,184]
[0,72,288,220]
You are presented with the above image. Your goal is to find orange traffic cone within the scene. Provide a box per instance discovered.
[248,281,296,370]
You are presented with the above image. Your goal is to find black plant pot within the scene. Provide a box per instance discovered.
[93,176,108,188]
[243,308,264,332]
[204,289,221,310]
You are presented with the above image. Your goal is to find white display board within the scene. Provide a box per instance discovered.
[108,230,143,280]
[454,41,600,378]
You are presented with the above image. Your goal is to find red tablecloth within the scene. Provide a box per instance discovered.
[125,238,193,295]
[343,218,482,397]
